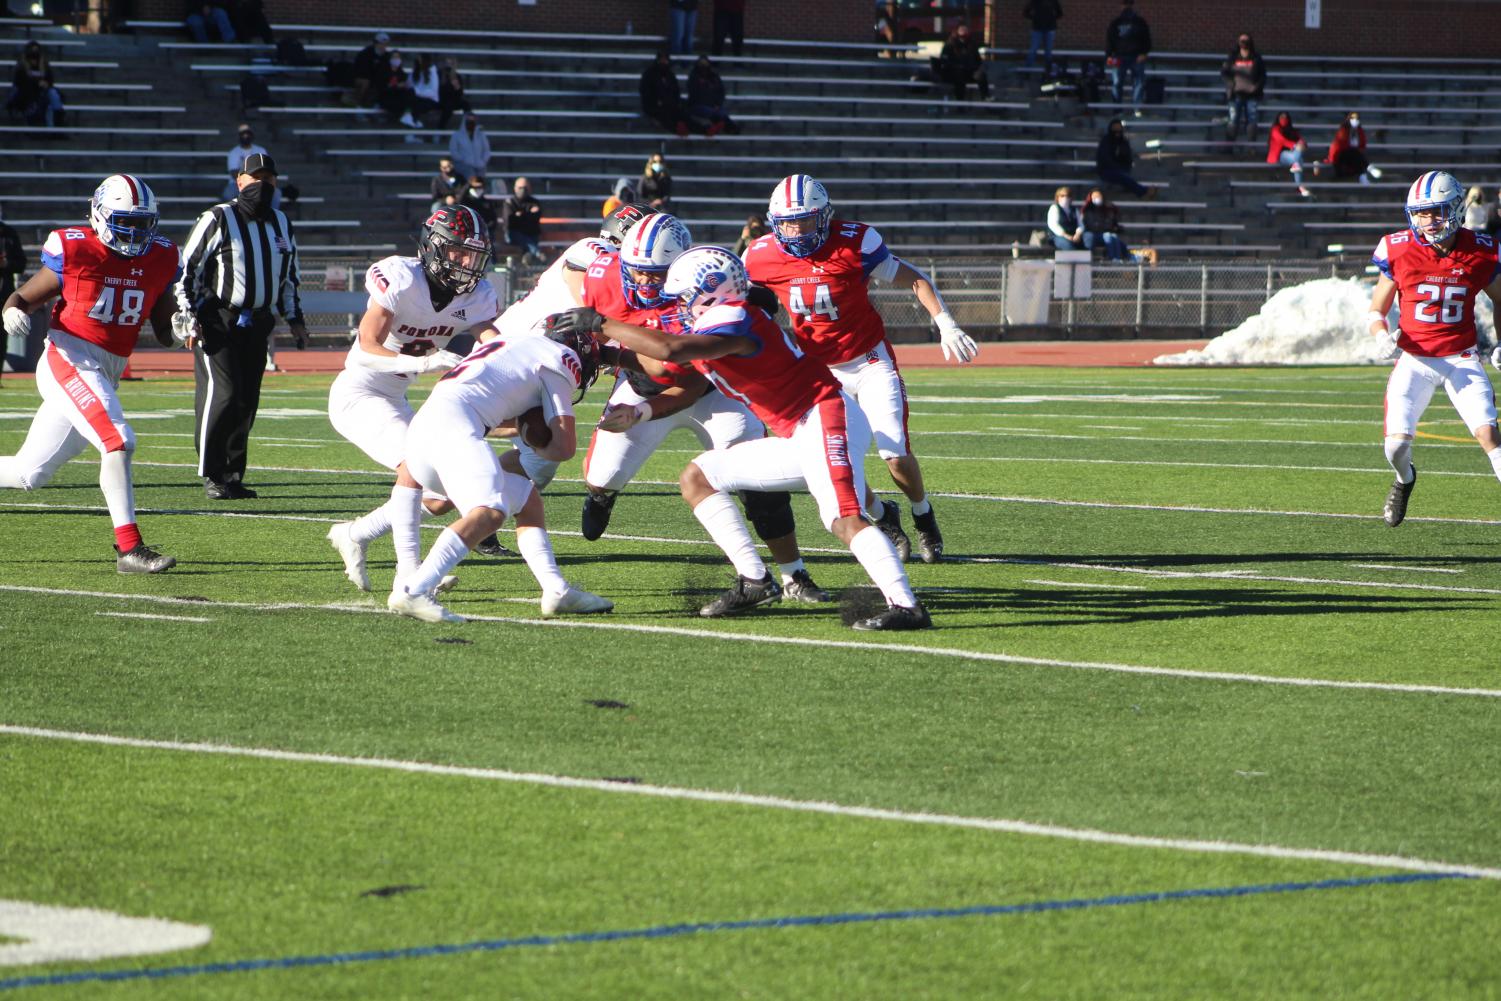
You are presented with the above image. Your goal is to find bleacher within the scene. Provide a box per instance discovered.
[7,18,1501,334]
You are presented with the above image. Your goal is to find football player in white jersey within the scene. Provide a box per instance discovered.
[384,324,613,623]
[324,206,501,591]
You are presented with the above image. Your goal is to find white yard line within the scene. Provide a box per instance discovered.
[4,584,1501,700]
[94,611,211,623]
[2,724,1496,881]
[1352,564,1463,575]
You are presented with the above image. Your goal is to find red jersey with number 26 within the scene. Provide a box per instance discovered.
[742,219,893,366]
[690,301,843,438]
[1372,228,1500,357]
[40,227,180,358]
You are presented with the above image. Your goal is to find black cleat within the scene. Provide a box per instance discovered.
[782,568,831,603]
[581,490,617,541]
[473,533,515,557]
[225,482,257,499]
[912,508,944,563]
[852,601,932,632]
[205,479,256,500]
[699,573,782,618]
[115,543,177,574]
[1383,466,1416,527]
[874,499,912,562]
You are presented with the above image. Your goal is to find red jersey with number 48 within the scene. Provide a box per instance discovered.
[741,219,894,366]
[580,250,670,330]
[690,301,843,438]
[40,226,180,358]
[1371,228,1500,357]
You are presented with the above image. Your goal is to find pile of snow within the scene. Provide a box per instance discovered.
[1153,277,1495,366]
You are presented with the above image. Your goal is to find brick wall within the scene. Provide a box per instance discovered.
[137,0,869,43]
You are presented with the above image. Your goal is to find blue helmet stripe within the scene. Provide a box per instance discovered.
[1423,172,1435,198]
[641,217,660,257]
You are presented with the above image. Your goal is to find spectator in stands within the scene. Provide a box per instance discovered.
[1082,188,1129,261]
[502,177,544,263]
[875,1,900,56]
[351,30,389,108]
[1047,187,1085,250]
[0,204,24,306]
[687,55,737,136]
[7,40,64,128]
[185,0,235,42]
[711,0,745,57]
[448,113,491,181]
[639,152,673,209]
[375,50,423,131]
[430,156,463,212]
[1266,111,1311,198]
[602,177,635,218]
[231,0,274,44]
[935,23,989,102]
[1104,0,1150,117]
[669,0,699,56]
[1023,0,1062,69]
[437,58,469,130]
[408,54,441,125]
[224,123,267,200]
[1221,33,1265,142]
[459,174,500,243]
[732,213,766,256]
[640,50,689,137]
[1326,111,1381,185]
[1464,187,1489,232]
[1096,119,1152,198]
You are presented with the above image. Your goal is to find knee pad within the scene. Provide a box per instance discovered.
[741,489,796,541]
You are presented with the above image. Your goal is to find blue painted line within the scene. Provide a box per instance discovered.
[0,871,1470,992]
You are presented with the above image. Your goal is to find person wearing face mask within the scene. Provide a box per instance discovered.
[174,153,308,500]
[224,123,266,200]
[1221,33,1265,143]
[1095,119,1153,198]
[1046,186,1085,250]
[430,156,463,213]
[375,49,422,130]
[447,113,491,183]
[1082,188,1129,262]
[639,154,672,209]
[458,174,500,244]
[502,177,545,264]
[1328,112,1381,185]
[1266,111,1311,198]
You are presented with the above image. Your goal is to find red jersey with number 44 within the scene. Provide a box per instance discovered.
[742,219,894,366]
[1372,228,1500,357]
[40,226,180,358]
[690,301,843,438]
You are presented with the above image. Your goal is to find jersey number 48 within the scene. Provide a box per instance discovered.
[87,287,145,327]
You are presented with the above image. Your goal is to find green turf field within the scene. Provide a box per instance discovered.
[2,364,1499,999]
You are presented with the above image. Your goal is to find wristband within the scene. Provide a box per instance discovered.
[1366,310,1387,328]
[934,311,957,333]
[634,401,652,423]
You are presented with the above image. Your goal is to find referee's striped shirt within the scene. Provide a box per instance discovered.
[174,202,303,322]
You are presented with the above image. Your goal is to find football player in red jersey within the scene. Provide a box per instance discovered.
[743,174,978,564]
[1367,170,1501,526]
[0,174,180,572]
[552,246,930,631]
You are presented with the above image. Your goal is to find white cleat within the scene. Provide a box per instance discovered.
[434,574,459,594]
[387,588,465,624]
[539,585,614,618]
[326,522,370,591]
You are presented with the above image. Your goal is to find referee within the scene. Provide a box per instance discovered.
[173,152,307,500]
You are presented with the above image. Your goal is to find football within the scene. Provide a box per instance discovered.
[516,406,552,449]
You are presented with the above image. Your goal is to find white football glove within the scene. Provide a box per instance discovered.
[170,310,200,346]
[421,349,465,373]
[3,306,31,339]
[1378,328,1401,356]
[934,311,978,364]
[596,401,650,433]
[1491,345,1501,372]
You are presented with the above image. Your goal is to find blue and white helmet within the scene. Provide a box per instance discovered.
[1405,171,1465,246]
[618,213,692,308]
[90,174,159,257]
[767,174,833,258]
[663,246,749,329]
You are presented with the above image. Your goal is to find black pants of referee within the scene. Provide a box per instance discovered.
[193,303,275,487]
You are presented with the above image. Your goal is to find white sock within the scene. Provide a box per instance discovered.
[1384,436,1414,484]
[910,496,931,517]
[98,449,136,529]
[516,525,569,596]
[1487,446,1501,483]
[388,485,424,579]
[348,504,393,545]
[0,457,26,490]
[401,527,468,596]
[693,491,766,580]
[778,558,804,584]
[849,525,917,608]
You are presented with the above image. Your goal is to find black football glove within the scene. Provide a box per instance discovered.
[745,284,781,316]
[546,306,604,339]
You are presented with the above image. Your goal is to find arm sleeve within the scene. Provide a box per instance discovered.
[858,225,893,278]
[175,208,220,314]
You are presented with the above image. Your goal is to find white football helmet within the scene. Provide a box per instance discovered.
[1405,171,1465,245]
[767,174,833,258]
[664,246,749,330]
[90,174,159,257]
[618,213,692,308]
